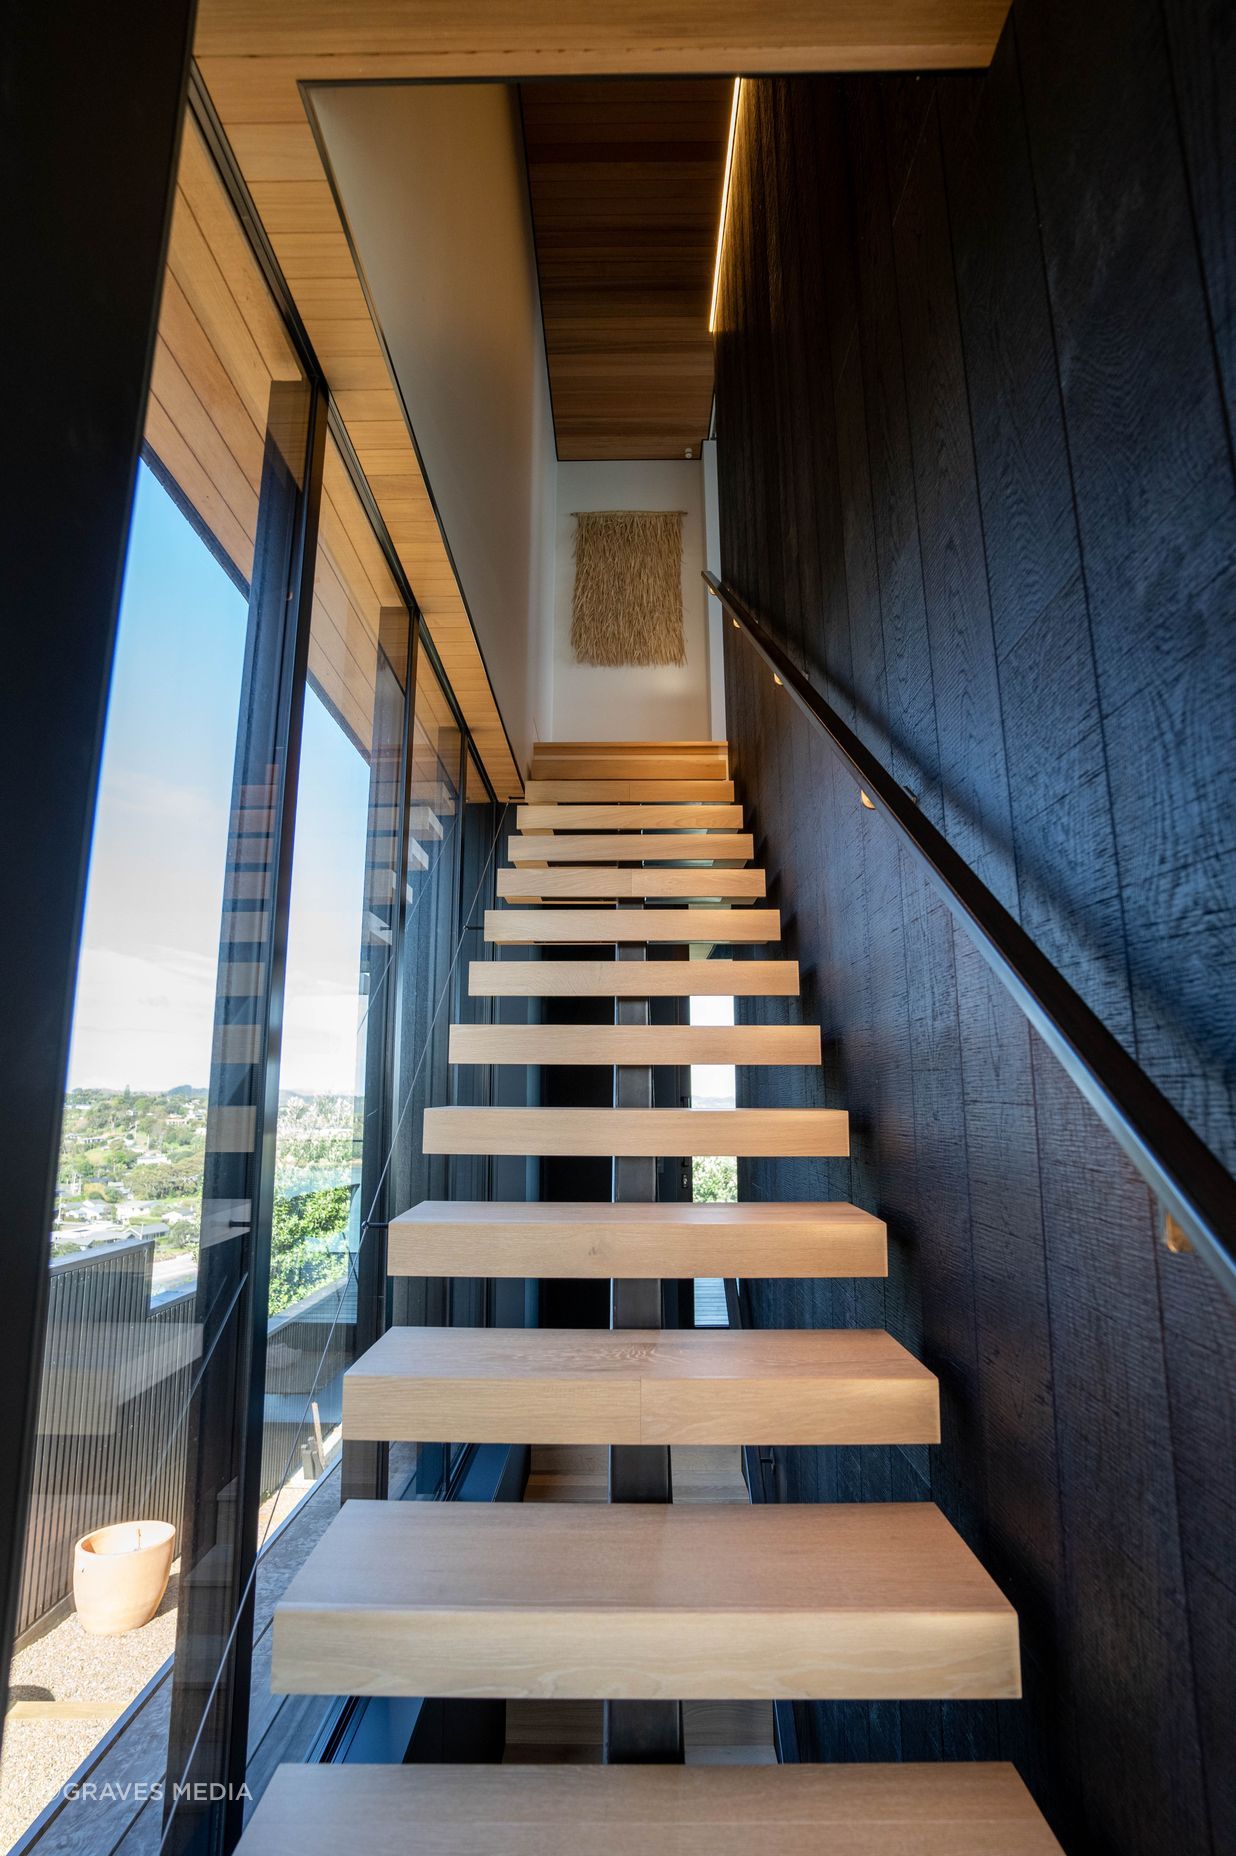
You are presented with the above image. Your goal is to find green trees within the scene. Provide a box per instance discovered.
[127,1159,200,1200]
[692,1154,738,1203]
[269,1184,353,1314]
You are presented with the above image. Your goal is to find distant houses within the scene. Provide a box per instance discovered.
[51,1218,170,1252]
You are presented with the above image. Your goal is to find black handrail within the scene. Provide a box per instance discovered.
[706,571,1236,1306]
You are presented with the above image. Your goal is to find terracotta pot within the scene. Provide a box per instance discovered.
[72,1521,175,1635]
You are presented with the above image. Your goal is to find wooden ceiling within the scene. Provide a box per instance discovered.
[194,0,1010,791]
[520,80,733,461]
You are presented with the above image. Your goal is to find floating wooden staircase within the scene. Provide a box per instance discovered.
[257,740,1061,1852]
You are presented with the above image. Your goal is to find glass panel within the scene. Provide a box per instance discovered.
[257,434,409,1544]
[447,754,500,1335]
[0,100,312,1856]
[690,994,736,1326]
[390,653,464,1493]
[0,460,250,1850]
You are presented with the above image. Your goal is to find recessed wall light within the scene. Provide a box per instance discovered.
[708,78,744,335]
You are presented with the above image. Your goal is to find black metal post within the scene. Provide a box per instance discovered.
[604,944,683,1764]
[0,0,197,1745]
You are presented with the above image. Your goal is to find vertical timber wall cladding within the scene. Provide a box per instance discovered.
[714,7,1236,1854]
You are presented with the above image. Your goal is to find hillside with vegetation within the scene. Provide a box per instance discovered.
[55,1087,358,1310]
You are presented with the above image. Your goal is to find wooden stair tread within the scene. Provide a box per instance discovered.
[469,959,800,997]
[344,1326,939,1445]
[533,740,730,751]
[422,1107,848,1157]
[530,744,726,759]
[485,909,779,944]
[405,805,444,838]
[271,1500,1021,1700]
[509,833,753,863]
[446,1023,820,1065]
[239,1763,1062,1856]
[516,803,744,830]
[529,757,728,781]
[497,867,766,900]
[388,1199,887,1278]
[524,779,736,802]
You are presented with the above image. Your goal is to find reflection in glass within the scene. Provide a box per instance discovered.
[261,437,413,1534]
[0,465,247,1849]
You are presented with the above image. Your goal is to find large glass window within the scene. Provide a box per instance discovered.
[0,102,309,1856]
[0,461,251,1848]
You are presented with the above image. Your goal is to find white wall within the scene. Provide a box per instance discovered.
[550,459,710,742]
[312,84,555,767]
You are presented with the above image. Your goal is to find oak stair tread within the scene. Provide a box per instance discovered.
[533,740,730,751]
[485,908,779,944]
[528,756,729,781]
[238,1763,1062,1856]
[468,958,800,997]
[524,779,736,802]
[421,1106,848,1157]
[388,1199,887,1278]
[509,832,753,864]
[516,803,745,830]
[343,1326,940,1446]
[446,1022,820,1065]
[529,742,729,777]
[271,1500,1021,1701]
[497,866,766,900]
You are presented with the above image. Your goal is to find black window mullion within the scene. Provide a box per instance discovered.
[342,612,417,1506]
[162,376,327,1856]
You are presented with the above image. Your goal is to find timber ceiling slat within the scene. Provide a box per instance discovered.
[520,78,731,461]
[194,3,1009,71]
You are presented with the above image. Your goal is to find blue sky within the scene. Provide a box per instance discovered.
[68,464,370,1095]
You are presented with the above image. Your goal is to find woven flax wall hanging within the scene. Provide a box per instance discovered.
[570,509,686,667]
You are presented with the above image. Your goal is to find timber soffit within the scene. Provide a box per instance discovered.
[192,1,1008,800]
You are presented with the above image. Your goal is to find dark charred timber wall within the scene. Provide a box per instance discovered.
[713,5,1236,1850]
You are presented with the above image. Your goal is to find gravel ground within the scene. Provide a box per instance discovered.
[0,1572,179,1851]
[0,1446,345,1854]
